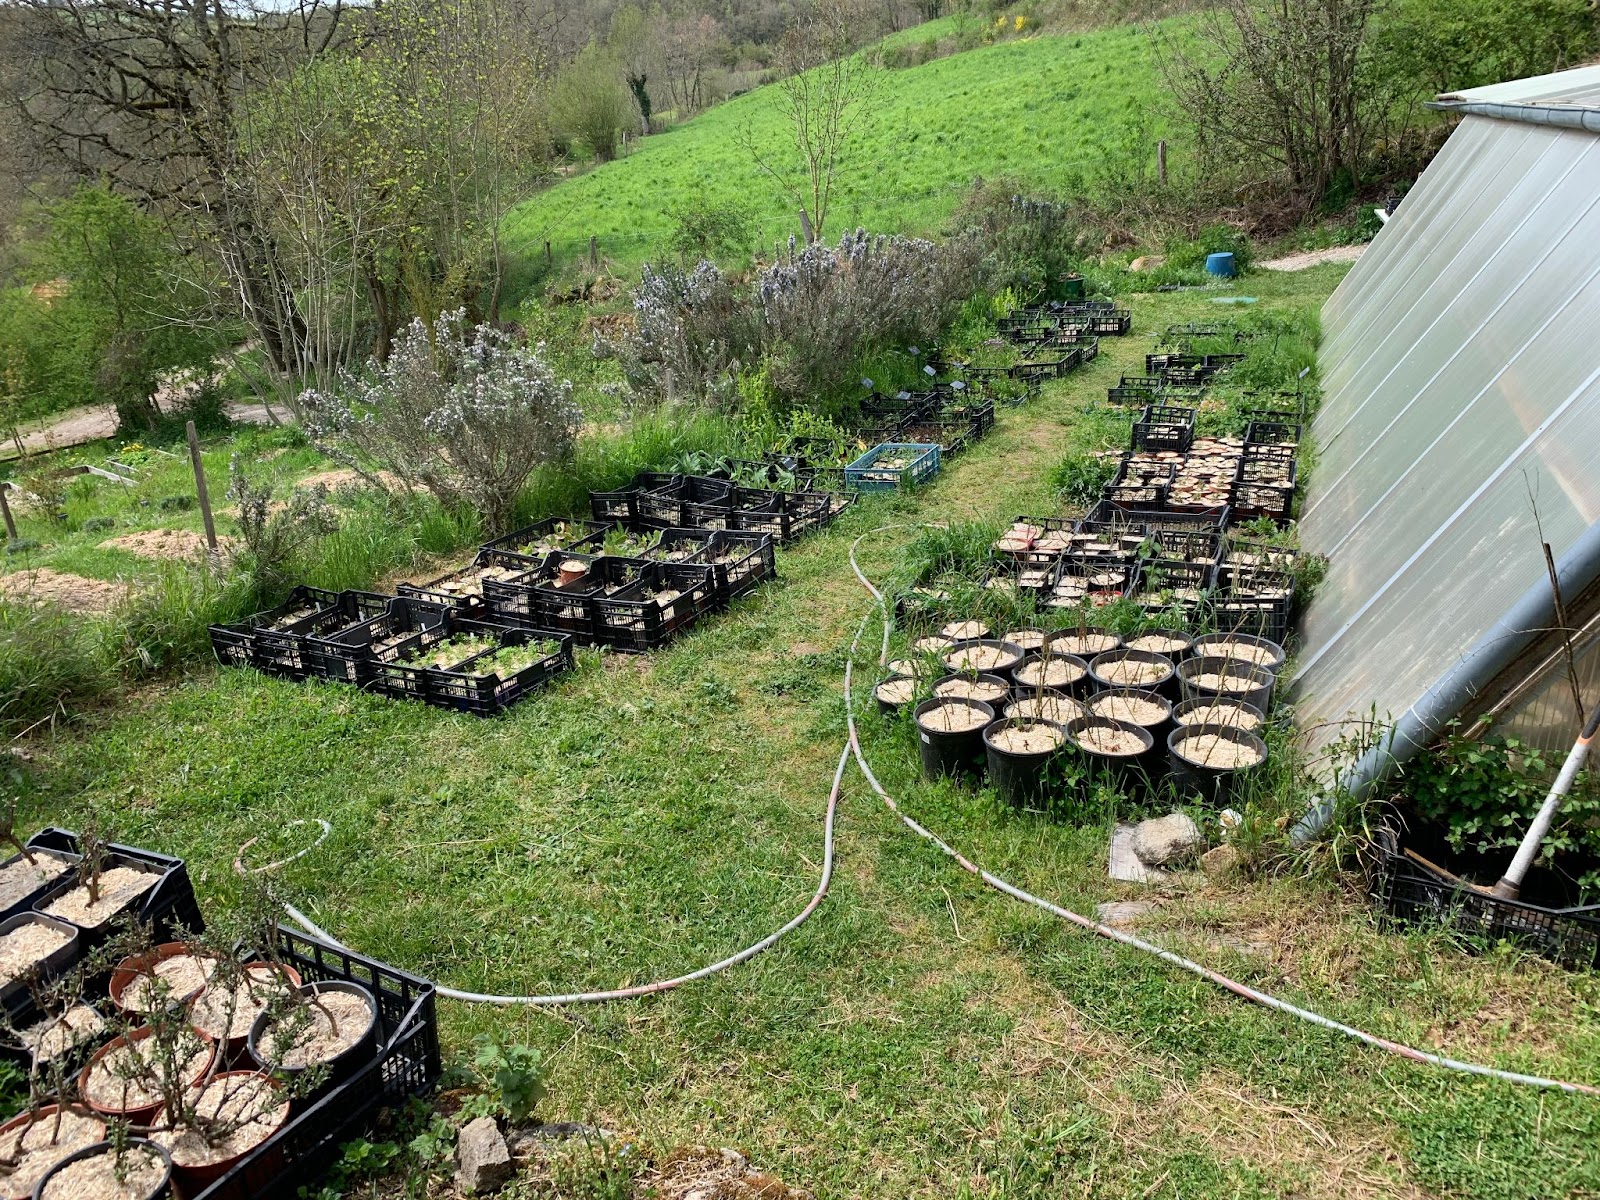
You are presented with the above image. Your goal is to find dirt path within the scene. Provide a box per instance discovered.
[1258,243,1366,272]
[3,399,279,462]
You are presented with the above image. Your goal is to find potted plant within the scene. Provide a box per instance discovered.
[247,979,378,1094]
[108,944,220,1017]
[31,1138,172,1200]
[0,917,77,1006]
[33,828,159,939]
[1167,723,1268,805]
[0,1105,104,1200]
[983,717,1068,807]
[0,807,74,922]
[912,697,996,780]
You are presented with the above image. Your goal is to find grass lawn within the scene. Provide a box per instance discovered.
[18,265,1600,1199]
[503,19,1185,273]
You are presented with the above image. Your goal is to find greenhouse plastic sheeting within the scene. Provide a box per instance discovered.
[1293,113,1600,758]
[1487,621,1600,755]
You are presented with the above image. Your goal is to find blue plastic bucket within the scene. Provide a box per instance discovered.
[1205,251,1237,278]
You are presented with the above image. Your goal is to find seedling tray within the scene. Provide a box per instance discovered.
[255,591,391,680]
[1082,501,1230,536]
[481,555,650,644]
[1245,419,1303,448]
[0,846,78,924]
[191,926,440,1200]
[689,531,777,606]
[395,549,534,612]
[312,597,453,686]
[845,443,941,492]
[27,828,203,948]
[423,624,575,717]
[480,517,613,560]
[594,562,718,652]
[1132,405,1196,454]
[648,528,718,565]
[207,585,344,677]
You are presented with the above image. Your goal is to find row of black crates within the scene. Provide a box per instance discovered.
[591,472,852,539]
[997,513,1299,641]
[1,828,442,1200]
[998,300,1133,341]
[211,590,577,715]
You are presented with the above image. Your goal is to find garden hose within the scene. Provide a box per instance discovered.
[244,522,1599,1096]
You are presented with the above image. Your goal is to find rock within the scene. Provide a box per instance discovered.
[1129,254,1167,273]
[454,1116,513,1195]
[1201,844,1241,878]
[1096,900,1156,928]
[1131,812,1202,866]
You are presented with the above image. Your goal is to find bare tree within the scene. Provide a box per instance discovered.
[659,6,724,116]
[609,3,654,135]
[1156,0,1402,210]
[4,0,352,373]
[740,0,879,243]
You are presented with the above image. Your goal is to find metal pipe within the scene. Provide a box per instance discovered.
[1429,99,1600,135]
[1293,516,1600,842]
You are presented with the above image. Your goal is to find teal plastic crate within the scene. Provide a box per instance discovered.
[845,443,941,492]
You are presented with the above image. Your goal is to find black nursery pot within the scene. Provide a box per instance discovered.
[1189,632,1286,675]
[913,697,996,781]
[32,1139,173,1200]
[1064,714,1155,791]
[247,979,379,1101]
[983,718,1067,807]
[1088,649,1177,700]
[1011,651,1091,697]
[1123,628,1194,661]
[873,675,916,715]
[932,672,1012,708]
[1177,656,1276,713]
[1167,723,1269,805]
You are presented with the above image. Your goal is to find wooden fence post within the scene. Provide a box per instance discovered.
[186,420,218,555]
[588,236,599,270]
[0,485,15,542]
[798,207,816,245]
[544,240,553,267]
[1157,140,1168,187]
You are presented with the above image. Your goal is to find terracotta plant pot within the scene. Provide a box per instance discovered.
[109,944,219,1017]
[0,1106,106,1200]
[153,1071,289,1196]
[79,1026,217,1129]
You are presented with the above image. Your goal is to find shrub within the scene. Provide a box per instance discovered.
[664,199,754,265]
[621,229,983,415]
[954,178,1088,302]
[228,459,340,604]
[1050,452,1117,510]
[300,311,582,537]
[551,43,635,162]
[1400,726,1600,900]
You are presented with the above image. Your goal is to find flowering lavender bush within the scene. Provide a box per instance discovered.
[300,311,581,536]
[620,229,982,413]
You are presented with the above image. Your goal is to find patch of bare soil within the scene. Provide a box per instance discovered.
[0,568,128,613]
[297,468,404,492]
[642,1146,812,1200]
[102,528,235,560]
[1258,243,1366,271]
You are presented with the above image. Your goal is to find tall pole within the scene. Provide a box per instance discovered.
[186,420,218,555]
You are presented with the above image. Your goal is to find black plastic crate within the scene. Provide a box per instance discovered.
[481,555,649,644]
[1083,501,1230,535]
[208,586,344,677]
[1134,557,1215,607]
[1368,827,1600,971]
[733,491,833,543]
[1149,528,1222,566]
[1108,375,1164,406]
[311,597,452,687]
[255,591,392,680]
[1231,443,1297,521]
[696,531,777,606]
[395,550,535,612]
[0,846,79,925]
[193,926,440,1200]
[594,562,718,652]
[1146,352,1204,374]
[1113,457,1178,489]
[1245,419,1303,447]
[633,478,691,529]
[1104,482,1167,507]
[1132,405,1196,454]
[481,517,613,561]
[424,625,575,717]
[589,487,638,527]
[1089,310,1132,336]
[1046,554,1138,608]
[1221,539,1301,581]
[27,828,203,948]
[1214,571,1295,643]
[648,528,718,565]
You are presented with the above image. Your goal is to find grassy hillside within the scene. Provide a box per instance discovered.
[505,19,1185,270]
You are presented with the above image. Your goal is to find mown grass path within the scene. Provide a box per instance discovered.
[26,268,1600,1198]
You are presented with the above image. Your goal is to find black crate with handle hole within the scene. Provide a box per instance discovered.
[308,596,453,687]
[1131,405,1196,455]
[1108,375,1164,406]
[1083,500,1230,536]
[480,516,613,561]
[481,555,651,644]
[26,826,203,949]
[394,549,533,613]
[594,561,718,652]
[424,624,575,716]
[243,590,391,680]
[1245,419,1303,448]
[1148,527,1223,568]
[689,530,777,606]
[1088,310,1132,336]
[192,926,441,1200]
[738,489,838,542]
[1368,826,1600,971]
[207,585,344,677]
